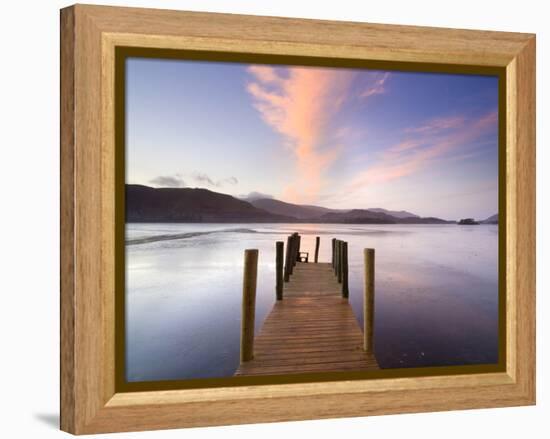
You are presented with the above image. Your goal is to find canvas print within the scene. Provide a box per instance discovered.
[124,57,499,383]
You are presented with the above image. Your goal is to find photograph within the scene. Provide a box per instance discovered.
[123,56,501,383]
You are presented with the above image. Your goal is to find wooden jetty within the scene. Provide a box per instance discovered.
[235,234,378,376]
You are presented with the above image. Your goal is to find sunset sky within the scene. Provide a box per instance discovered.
[126,58,499,220]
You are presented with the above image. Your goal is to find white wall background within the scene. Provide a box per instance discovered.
[0,0,547,437]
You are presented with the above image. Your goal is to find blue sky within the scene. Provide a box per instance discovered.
[126,58,499,220]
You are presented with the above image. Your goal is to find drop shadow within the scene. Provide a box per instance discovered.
[34,413,59,430]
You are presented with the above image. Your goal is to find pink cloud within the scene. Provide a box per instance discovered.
[348,110,498,190]
[476,110,498,128]
[361,72,390,99]
[387,139,423,154]
[247,65,282,85]
[246,65,355,203]
[405,115,466,134]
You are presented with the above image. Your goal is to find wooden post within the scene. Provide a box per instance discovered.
[341,241,349,298]
[314,236,320,263]
[289,234,296,273]
[363,248,375,353]
[283,235,292,282]
[276,241,284,300]
[335,239,340,275]
[331,238,336,269]
[333,239,337,274]
[295,234,301,262]
[337,240,343,284]
[241,249,258,362]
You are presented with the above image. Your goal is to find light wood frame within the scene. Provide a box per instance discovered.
[60,4,536,434]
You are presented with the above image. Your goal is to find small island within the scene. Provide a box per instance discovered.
[458,218,480,225]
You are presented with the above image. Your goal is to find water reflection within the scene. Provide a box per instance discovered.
[126,223,498,381]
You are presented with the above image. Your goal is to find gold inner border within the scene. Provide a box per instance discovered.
[114,46,507,393]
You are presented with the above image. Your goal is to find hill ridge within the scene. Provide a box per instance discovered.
[126,184,455,224]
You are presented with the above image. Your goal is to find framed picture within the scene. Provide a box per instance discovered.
[60,4,536,434]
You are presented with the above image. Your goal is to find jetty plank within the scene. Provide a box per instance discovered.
[235,261,378,376]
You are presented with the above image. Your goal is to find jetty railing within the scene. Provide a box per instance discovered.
[239,235,376,363]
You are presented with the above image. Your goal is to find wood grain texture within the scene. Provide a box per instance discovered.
[235,263,379,376]
[76,6,107,429]
[60,4,536,434]
[82,4,531,66]
[283,262,343,296]
[60,6,75,433]
[508,36,536,396]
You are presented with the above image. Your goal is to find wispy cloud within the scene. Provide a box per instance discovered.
[247,65,282,84]
[149,175,185,188]
[361,72,390,100]
[348,110,498,190]
[404,115,465,134]
[246,65,355,204]
[224,176,239,185]
[149,172,238,189]
[193,172,216,186]
[192,172,238,187]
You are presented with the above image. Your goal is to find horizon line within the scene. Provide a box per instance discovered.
[126,182,497,222]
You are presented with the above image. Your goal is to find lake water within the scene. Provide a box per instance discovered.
[125,223,499,382]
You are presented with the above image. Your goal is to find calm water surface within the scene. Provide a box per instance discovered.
[125,223,499,382]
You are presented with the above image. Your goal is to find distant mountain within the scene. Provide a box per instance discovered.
[480,214,498,224]
[316,209,451,224]
[399,216,454,224]
[252,199,424,221]
[250,198,338,220]
[367,208,419,219]
[316,209,397,224]
[126,185,291,223]
[126,184,451,224]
